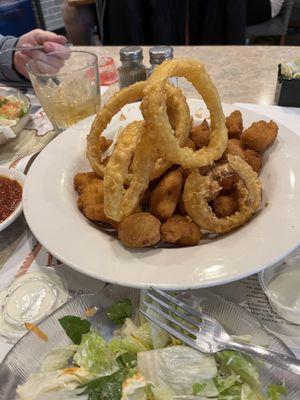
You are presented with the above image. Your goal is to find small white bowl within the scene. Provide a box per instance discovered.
[0,87,31,146]
[259,255,300,324]
[0,166,26,232]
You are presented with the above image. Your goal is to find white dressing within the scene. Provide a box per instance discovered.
[0,268,69,342]
[268,269,300,311]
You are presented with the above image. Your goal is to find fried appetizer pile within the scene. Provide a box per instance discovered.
[74,59,278,248]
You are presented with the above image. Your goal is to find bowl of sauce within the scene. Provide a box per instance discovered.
[0,166,25,232]
[259,249,300,324]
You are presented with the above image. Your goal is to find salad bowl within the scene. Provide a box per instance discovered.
[0,87,31,145]
[0,286,299,399]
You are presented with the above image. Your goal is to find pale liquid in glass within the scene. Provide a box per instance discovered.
[41,94,100,132]
[32,77,100,133]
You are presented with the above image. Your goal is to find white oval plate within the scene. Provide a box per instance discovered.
[23,100,300,289]
[0,166,25,232]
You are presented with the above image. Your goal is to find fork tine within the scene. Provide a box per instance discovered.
[143,301,198,337]
[146,292,199,328]
[140,309,201,352]
[151,287,210,322]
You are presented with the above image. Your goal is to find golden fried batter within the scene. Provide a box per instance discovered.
[149,170,182,221]
[212,195,238,218]
[207,161,238,193]
[244,149,262,172]
[74,172,99,194]
[161,215,202,246]
[226,110,243,139]
[99,136,113,152]
[184,138,196,151]
[176,195,187,216]
[118,212,161,247]
[241,120,278,153]
[224,139,245,159]
[78,180,116,226]
[190,119,210,149]
[219,173,238,193]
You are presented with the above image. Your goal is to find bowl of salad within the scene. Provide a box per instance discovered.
[0,87,31,145]
[0,285,298,400]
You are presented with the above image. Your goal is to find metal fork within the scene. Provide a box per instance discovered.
[140,287,300,376]
[0,44,72,55]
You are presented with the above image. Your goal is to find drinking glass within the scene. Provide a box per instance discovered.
[27,51,100,133]
[98,57,118,85]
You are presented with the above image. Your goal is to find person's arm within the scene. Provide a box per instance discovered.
[0,30,68,83]
[0,34,27,83]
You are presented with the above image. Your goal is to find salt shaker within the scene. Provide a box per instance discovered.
[148,46,177,86]
[118,47,147,89]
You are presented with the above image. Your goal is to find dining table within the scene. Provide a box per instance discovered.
[1,45,300,361]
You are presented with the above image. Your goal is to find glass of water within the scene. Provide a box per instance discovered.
[27,50,100,133]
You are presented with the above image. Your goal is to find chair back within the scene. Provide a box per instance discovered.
[279,0,295,30]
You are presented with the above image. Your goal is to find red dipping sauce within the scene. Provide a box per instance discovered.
[0,175,22,223]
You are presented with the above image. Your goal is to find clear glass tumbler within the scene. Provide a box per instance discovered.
[26,50,100,133]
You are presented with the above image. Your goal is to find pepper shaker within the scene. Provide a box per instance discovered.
[118,47,147,89]
[148,46,177,86]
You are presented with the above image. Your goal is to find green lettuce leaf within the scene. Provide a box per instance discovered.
[193,374,243,399]
[116,352,137,369]
[16,368,97,400]
[120,373,149,400]
[214,374,241,393]
[137,345,217,395]
[74,332,118,375]
[77,367,133,400]
[219,384,242,400]
[59,316,91,345]
[216,351,260,390]
[267,384,287,400]
[109,322,153,355]
[107,299,132,325]
[192,379,219,397]
[40,345,78,372]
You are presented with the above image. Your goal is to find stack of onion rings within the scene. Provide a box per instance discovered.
[77,59,269,246]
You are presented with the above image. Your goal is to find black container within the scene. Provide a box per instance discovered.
[275,64,300,107]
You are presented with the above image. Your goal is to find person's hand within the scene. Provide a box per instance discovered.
[13,29,69,78]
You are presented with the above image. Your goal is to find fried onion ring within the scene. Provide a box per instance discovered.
[183,155,261,233]
[87,82,191,181]
[141,59,228,168]
[104,121,154,221]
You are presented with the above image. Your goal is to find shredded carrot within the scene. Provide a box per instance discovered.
[61,367,80,375]
[25,322,48,342]
[83,306,98,318]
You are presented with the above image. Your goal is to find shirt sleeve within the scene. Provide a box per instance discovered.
[0,35,28,83]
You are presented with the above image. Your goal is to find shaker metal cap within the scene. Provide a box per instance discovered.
[120,46,143,61]
[149,46,173,63]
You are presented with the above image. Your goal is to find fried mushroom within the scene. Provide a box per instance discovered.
[244,149,262,172]
[74,172,99,194]
[226,110,243,139]
[190,119,210,149]
[78,180,117,226]
[224,139,245,159]
[212,195,238,218]
[161,215,202,246]
[241,120,278,153]
[118,212,161,247]
[149,169,183,221]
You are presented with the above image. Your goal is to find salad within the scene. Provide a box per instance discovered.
[16,297,287,400]
[0,94,29,126]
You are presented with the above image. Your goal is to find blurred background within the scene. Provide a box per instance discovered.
[1,0,300,46]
